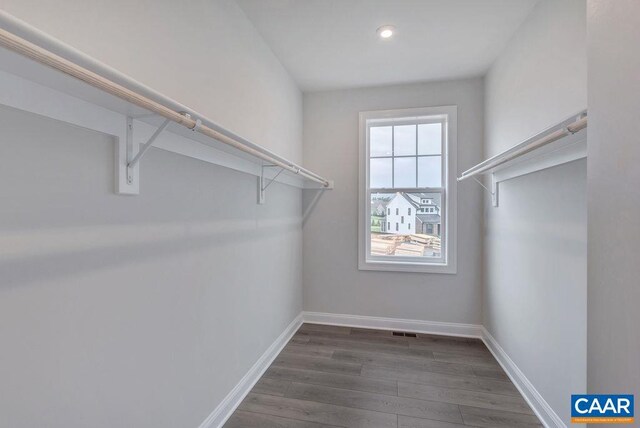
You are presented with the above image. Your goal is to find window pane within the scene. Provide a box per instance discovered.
[418,156,441,187]
[370,126,392,157]
[418,123,442,155]
[394,157,416,188]
[370,192,442,259]
[370,158,392,188]
[393,125,416,156]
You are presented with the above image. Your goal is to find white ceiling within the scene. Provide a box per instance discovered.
[236,0,538,92]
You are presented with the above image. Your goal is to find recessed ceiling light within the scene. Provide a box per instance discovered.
[377,25,395,39]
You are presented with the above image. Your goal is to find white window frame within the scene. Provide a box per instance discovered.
[358,106,457,274]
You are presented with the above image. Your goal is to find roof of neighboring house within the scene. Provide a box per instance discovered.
[401,193,421,209]
[387,192,441,210]
[406,193,441,207]
[416,214,441,223]
[372,199,390,208]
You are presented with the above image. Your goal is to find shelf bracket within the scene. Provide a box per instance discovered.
[472,176,499,207]
[126,118,171,185]
[491,174,499,207]
[258,164,284,204]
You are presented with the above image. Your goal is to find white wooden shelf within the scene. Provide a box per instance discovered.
[458,112,587,207]
[0,11,332,202]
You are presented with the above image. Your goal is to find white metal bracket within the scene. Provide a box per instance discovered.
[125,117,136,187]
[258,164,285,204]
[491,174,499,207]
[302,180,334,224]
[116,117,138,195]
[116,117,171,195]
[471,176,499,207]
[127,118,171,184]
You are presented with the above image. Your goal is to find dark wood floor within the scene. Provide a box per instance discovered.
[224,324,542,428]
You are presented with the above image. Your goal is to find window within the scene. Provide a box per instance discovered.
[359,106,457,273]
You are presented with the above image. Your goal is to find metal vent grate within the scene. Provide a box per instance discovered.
[392,331,417,338]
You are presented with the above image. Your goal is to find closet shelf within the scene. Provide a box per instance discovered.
[0,11,332,200]
[458,111,587,207]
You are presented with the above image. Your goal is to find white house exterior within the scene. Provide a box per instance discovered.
[383,193,441,236]
[385,194,414,234]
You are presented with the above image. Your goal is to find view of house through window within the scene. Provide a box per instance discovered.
[361,108,453,270]
[371,192,442,258]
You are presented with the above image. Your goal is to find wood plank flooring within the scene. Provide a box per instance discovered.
[224,324,541,428]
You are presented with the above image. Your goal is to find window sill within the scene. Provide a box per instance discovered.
[358,259,457,274]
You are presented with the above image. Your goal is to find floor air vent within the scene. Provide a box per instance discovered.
[392,331,417,338]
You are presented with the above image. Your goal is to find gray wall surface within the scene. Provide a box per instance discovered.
[303,78,484,324]
[587,0,640,399]
[0,0,304,427]
[483,0,587,424]
[0,105,303,428]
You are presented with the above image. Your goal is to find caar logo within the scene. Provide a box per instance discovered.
[571,395,634,424]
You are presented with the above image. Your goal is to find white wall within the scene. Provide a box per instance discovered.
[303,78,483,324]
[483,0,587,425]
[0,1,304,427]
[587,0,640,399]
[0,0,302,162]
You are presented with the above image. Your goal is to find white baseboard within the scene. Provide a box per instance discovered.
[197,313,303,428]
[302,311,483,338]
[481,327,565,428]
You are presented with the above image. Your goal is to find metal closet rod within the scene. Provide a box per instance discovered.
[458,115,588,181]
[0,11,329,187]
